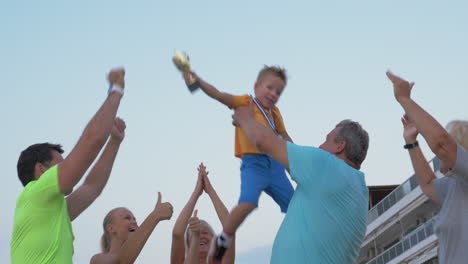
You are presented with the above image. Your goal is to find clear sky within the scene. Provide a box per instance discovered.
[1,0,467,263]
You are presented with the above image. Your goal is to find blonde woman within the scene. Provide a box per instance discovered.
[171,163,235,264]
[90,193,173,263]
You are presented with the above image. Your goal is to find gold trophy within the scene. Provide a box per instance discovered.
[173,51,200,92]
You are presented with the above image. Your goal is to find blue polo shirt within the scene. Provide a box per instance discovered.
[271,142,368,264]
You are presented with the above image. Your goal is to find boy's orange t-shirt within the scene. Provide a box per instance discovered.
[231,95,286,158]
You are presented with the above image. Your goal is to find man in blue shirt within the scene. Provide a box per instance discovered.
[231,106,369,264]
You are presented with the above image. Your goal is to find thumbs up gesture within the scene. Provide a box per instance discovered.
[153,192,174,221]
[188,210,201,236]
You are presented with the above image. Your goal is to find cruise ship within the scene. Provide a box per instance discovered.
[357,158,443,264]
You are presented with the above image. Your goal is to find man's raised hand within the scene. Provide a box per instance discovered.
[108,68,125,89]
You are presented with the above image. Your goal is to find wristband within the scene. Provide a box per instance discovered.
[187,79,201,92]
[404,141,419,150]
[108,84,124,96]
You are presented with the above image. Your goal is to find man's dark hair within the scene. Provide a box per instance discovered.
[17,143,64,187]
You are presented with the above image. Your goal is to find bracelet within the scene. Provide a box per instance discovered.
[108,84,124,96]
[404,141,419,150]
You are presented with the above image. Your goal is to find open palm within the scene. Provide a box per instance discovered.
[401,114,418,142]
[386,71,415,102]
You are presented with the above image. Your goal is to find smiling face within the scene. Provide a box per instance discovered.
[108,208,138,241]
[198,225,214,253]
[186,220,215,255]
[254,73,285,109]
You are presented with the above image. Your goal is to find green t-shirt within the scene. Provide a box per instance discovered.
[11,165,75,264]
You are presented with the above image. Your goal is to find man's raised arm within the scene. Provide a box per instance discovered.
[66,117,126,221]
[58,68,126,195]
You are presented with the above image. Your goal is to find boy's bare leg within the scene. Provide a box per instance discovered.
[224,203,256,234]
[209,203,256,263]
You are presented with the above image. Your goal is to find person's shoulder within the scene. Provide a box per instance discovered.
[14,187,29,206]
[287,142,326,161]
[231,94,251,108]
[453,144,468,179]
[349,167,366,189]
[32,165,60,192]
[287,142,318,152]
[90,253,101,264]
[39,165,59,182]
[236,94,251,104]
[455,144,468,165]
[90,252,115,264]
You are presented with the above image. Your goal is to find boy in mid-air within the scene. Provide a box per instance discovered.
[182,65,294,263]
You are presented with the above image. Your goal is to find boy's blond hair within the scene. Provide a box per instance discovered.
[256,65,288,85]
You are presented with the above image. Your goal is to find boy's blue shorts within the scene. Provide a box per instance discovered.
[239,154,294,213]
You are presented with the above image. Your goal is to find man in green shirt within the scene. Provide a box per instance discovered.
[11,68,127,264]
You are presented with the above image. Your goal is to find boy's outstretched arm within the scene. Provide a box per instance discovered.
[184,72,234,108]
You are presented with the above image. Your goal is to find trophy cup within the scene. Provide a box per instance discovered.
[173,51,200,92]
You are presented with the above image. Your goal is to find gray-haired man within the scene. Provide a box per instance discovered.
[231,105,369,263]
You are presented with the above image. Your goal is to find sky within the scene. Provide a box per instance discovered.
[1,0,467,263]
